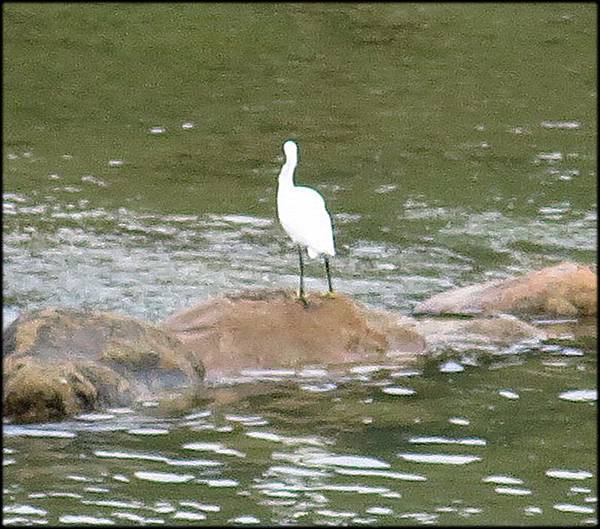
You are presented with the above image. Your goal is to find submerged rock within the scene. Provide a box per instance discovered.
[3,308,205,423]
[416,314,549,352]
[414,262,597,317]
[161,289,426,375]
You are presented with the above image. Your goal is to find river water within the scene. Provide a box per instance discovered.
[3,3,597,526]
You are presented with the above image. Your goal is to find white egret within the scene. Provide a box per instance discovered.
[276,139,335,302]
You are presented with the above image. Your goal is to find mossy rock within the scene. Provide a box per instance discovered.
[3,307,205,423]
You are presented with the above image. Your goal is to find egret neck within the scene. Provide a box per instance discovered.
[278,151,297,191]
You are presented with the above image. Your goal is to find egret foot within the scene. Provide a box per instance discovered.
[296,295,309,307]
[320,291,338,299]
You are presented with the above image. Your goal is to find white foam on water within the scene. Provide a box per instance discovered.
[545,469,593,480]
[380,490,402,499]
[182,410,212,420]
[229,515,261,524]
[80,175,108,187]
[172,511,207,521]
[150,502,176,514]
[201,479,239,487]
[4,427,76,439]
[439,361,464,373]
[559,389,597,402]
[81,499,143,509]
[94,449,221,467]
[313,484,390,495]
[350,365,394,375]
[266,465,330,478]
[495,486,532,496]
[182,442,245,458]
[218,214,272,226]
[105,407,134,415]
[49,492,82,499]
[59,515,115,525]
[541,120,581,129]
[134,471,194,484]
[397,452,481,465]
[553,503,595,514]
[352,517,378,524]
[84,486,110,493]
[66,474,93,482]
[399,512,439,523]
[448,417,470,426]
[316,509,356,518]
[382,386,416,396]
[300,383,337,393]
[166,458,222,468]
[260,490,299,498]
[246,431,326,446]
[365,506,393,515]
[179,501,220,512]
[498,390,520,399]
[390,369,422,377]
[536,151,563,161]
[94,450,166,463]
[246,431,282,443]
[483,475,524,485]
[225,414,265,423]
[74,413,115,421]
[127,428,169,435]
[112,512,164,524]
[298,368,329,378]
[305,454,391,469]
[409,436,486,446]
[240,368,296,377]
[3,504,47,516]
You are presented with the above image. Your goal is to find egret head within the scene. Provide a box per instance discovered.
[283,140,298,164]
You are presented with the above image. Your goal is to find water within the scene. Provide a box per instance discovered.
[3,3,597,526]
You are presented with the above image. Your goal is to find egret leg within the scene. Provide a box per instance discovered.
[324,256,333,293]
[297,246,306,302]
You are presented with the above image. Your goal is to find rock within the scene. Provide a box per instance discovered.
[414,262,596,317]
[3,307,205,423]
[9,263,591,423]
[161,289,426,375]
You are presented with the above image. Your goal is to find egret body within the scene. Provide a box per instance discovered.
[277,140,335,301]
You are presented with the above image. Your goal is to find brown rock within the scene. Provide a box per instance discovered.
[161,289,426,374]
[414,262,597,317]
[3,308,205,423]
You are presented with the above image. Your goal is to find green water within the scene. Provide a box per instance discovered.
[2,3,597,526]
